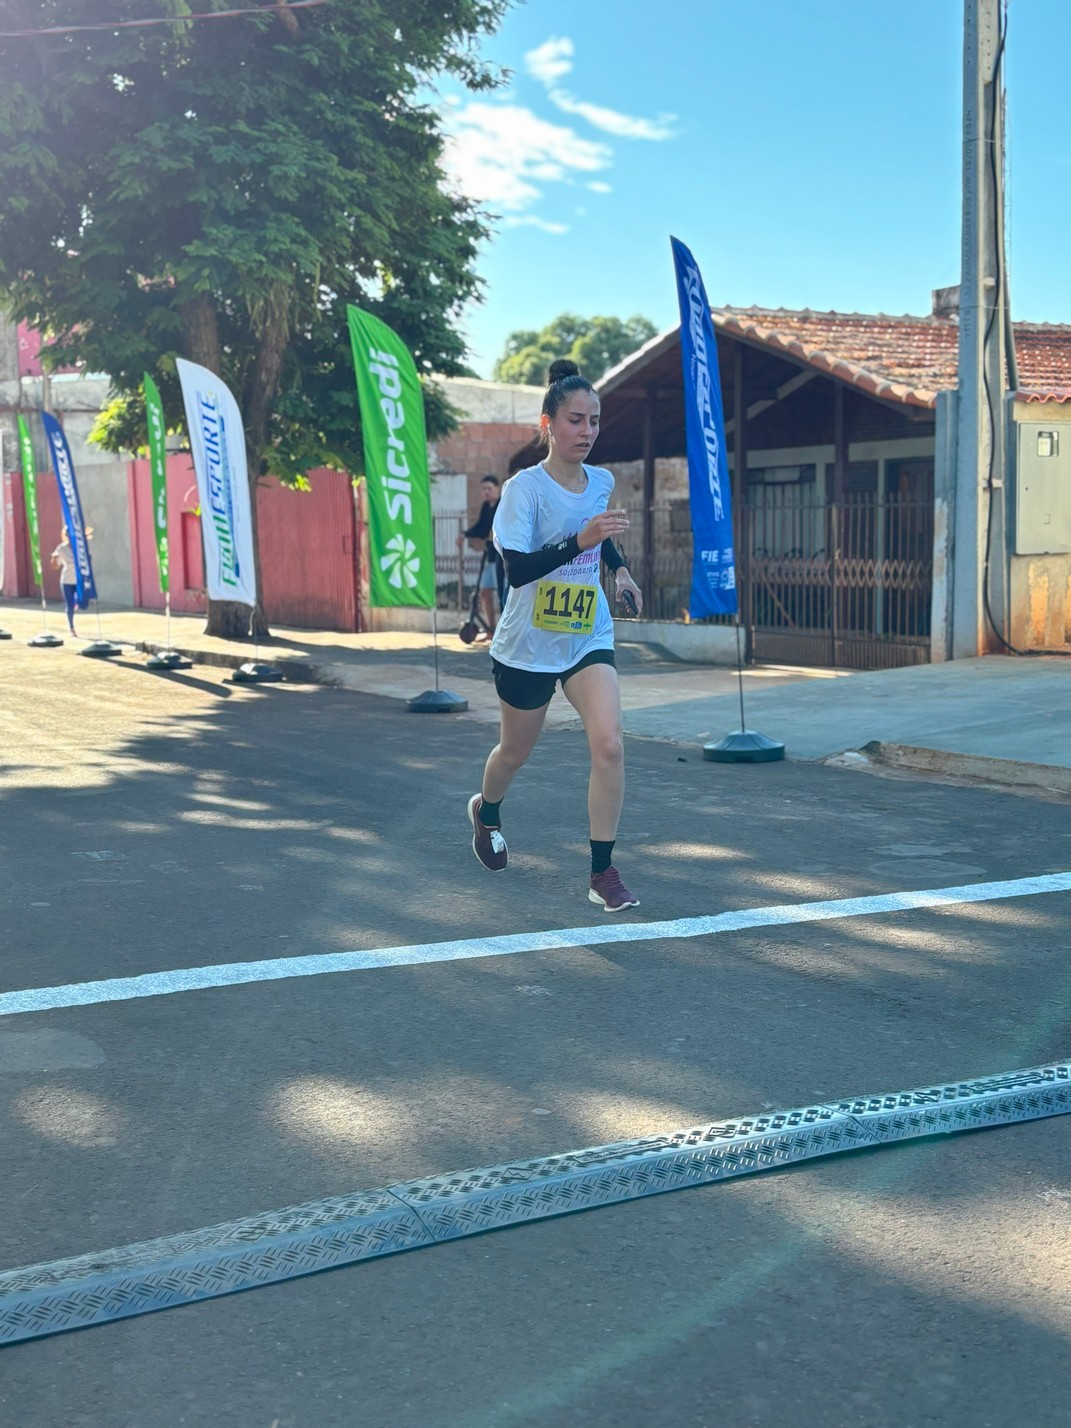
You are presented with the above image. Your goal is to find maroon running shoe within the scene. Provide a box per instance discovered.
[467,794,508,872]
[588,866,640,912]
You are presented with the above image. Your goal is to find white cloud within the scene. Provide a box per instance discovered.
[504,215,570,235]
[525,36,574,86]
[587,180,612,194]
[548,89,677,141]
[441,101,610,212]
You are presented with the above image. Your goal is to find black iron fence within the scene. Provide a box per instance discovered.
[742,487,933,669]
[435,491,933,669]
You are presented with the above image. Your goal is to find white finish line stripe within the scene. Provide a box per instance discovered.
[3,871,1070,1019]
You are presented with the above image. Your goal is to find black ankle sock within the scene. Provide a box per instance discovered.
[479,797,502,827]
[591,839,615,876]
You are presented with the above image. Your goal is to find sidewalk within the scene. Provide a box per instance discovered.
[4,598,1071,786]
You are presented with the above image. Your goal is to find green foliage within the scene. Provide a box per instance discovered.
[0,0,509,479]
[493,313,659,386]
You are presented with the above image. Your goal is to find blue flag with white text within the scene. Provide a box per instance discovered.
[671,237,738,619]
[42,410,97,608]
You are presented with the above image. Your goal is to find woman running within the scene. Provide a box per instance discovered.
[466,359,644,911]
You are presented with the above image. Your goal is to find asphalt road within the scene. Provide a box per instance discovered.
[1,641,1070,1427]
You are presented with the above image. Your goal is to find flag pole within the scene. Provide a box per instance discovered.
[174,359,277,685]
[668,235,782,762]
[143,371,191,669]
[701,616,783,762]
[80,601,122,659]
[234,602,282,683]
[146,587,192,668]
[344,303,465,713]
[735,619,747,732]
[38,411,118,659]
[0,490,9,637]
[408,589,469,712]
[28,582,63,647]
[19,417,62,647]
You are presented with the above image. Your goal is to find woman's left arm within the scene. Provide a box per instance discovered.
[601,540,643,615]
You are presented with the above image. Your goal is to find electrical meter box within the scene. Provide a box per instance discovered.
[1014,421,1071,554]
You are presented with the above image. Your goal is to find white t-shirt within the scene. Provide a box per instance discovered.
[490,462,615,673]
[52,541,75,584]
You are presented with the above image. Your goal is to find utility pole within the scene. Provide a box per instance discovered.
[952,0,1010,657]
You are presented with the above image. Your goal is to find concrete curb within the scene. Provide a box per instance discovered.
[135,641,338,687]
[857,740,1071,794]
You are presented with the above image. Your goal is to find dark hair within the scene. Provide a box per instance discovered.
[480,474,500,487]
[540,359,596,445]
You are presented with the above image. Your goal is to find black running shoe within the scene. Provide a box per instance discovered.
[467,794,508,872]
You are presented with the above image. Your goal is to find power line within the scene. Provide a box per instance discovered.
[0,1,330,40]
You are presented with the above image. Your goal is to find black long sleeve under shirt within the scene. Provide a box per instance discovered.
[500,538,625,590]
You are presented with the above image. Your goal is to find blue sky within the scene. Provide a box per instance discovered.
[435,1,1071,378]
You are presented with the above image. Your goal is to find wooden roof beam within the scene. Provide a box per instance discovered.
[724,368,819,436]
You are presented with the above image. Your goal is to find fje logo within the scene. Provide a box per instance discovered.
[379,533,421,590]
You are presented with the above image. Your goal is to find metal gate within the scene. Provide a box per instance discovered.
[742,487,933,670]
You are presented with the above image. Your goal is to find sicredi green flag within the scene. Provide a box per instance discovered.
[144,373,169,593]
[346,305,434,608]
[16,414,42,585]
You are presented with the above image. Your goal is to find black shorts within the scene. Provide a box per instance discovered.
[492,649,616,711]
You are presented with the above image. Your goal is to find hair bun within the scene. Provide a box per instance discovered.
[547,358,581,385]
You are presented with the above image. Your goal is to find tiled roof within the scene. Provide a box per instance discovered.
[713,306,1071,408]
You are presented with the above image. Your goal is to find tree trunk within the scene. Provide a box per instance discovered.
[228,282,291,641]
[181,294,221,375]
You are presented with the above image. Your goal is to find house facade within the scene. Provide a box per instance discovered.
[507,294,1071,667]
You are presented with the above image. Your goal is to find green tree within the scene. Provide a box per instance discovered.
[0,0,508,635]
[493,312,658,387]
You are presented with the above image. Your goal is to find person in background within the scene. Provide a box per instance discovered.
[457,474,505,639]
[50,527,91,636]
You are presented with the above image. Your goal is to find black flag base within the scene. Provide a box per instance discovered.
[80,640,123,659]
[146,649,193,671]
[232,661,283,684]
[703,730,785,764]
[28,632,64,648]
[0,629,11,640]
[407,689,468,713]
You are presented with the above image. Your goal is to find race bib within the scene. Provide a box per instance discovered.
[533,579,597,634]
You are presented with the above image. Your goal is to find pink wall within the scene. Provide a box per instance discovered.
[2,471,26,597]
[128,459,360,630]
[128,455,206,614]
[3,469,63,599]
[256,470,358,632]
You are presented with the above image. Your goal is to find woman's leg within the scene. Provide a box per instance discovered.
[482,699,550,804]
[469,697,550,871]
[62,584,77,632]
[562,661,638,908]
[561,661,624,841]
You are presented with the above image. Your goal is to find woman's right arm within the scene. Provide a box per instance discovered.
[498,505,630,589]
[499,538,582,589]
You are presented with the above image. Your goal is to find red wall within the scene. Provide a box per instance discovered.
[2,469,62,599]
[128,458,360,631]
[129,455,206,614]
[256,471,358,632]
